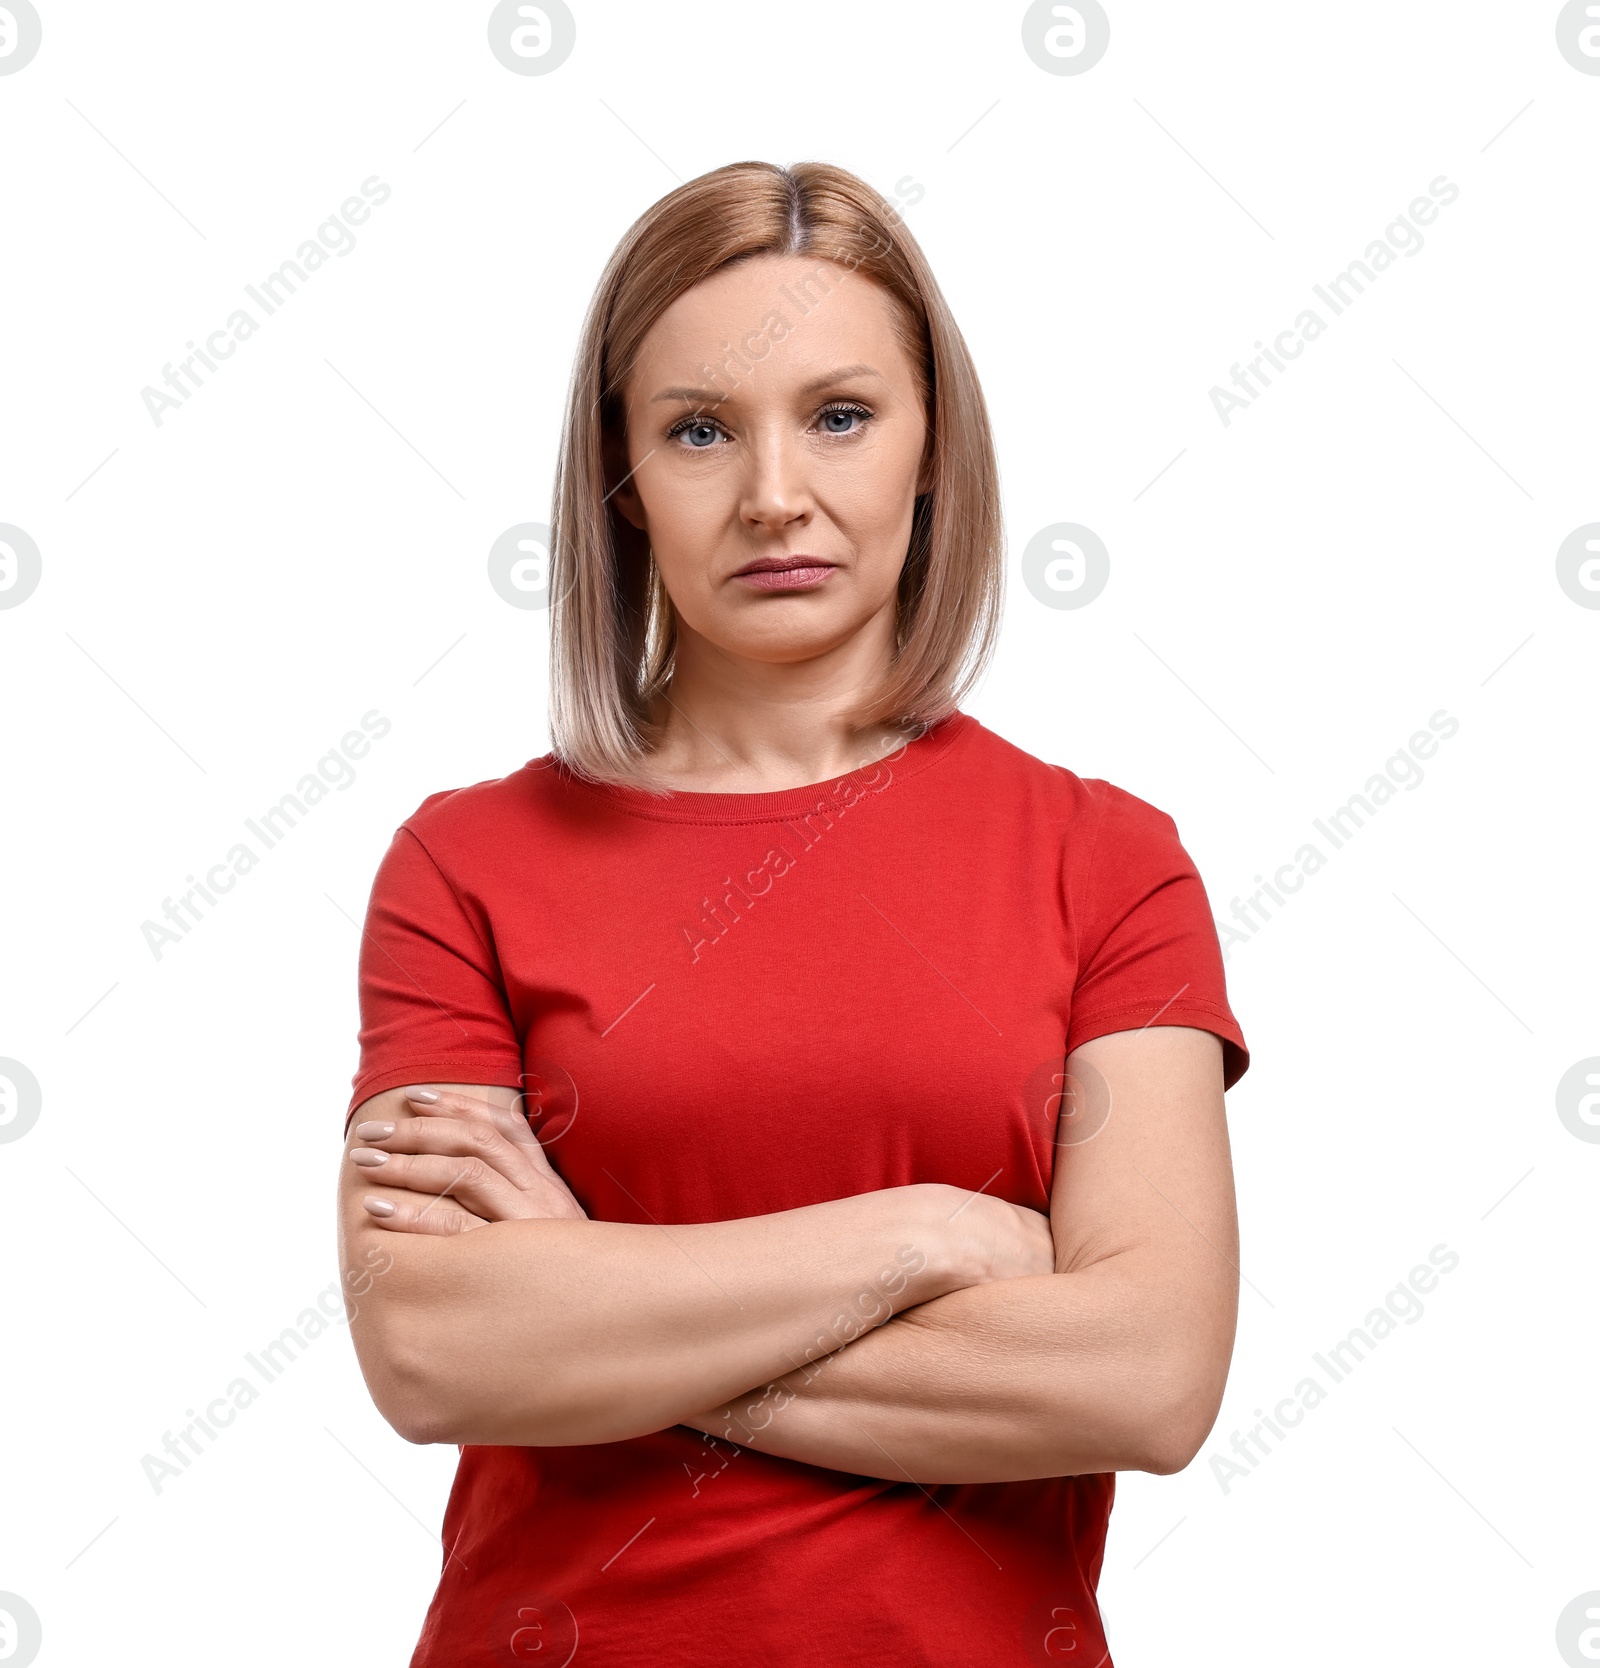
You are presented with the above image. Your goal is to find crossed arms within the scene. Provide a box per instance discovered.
[335,1026,1239,1485]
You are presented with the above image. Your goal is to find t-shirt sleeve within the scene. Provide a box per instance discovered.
[345,823,526,1126]
[1066,779,1250,1091]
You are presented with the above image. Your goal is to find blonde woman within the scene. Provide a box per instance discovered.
[338,160,1249,1667]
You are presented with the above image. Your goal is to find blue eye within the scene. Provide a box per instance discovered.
[679,421,721,448]
[819,405,868,434]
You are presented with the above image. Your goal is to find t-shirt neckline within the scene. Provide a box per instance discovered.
[554,710,976,825]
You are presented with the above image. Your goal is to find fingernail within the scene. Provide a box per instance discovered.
[406,1088,440,1105]
[355,1121,395,1140]
[363,1197,396,1217]
[351,1148,389,1167]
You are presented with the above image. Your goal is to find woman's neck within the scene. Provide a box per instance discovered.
[639,684,909,794]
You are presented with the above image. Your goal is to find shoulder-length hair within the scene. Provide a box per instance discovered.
[548,159,1002,790]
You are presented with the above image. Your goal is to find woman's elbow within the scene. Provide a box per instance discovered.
[347,1279,485,1445]
[381,1377,458,1447]
[1139,1422,1207,1477]
[341,1234,505,1444]
[351,1304,592,1448]
[1137,1367,1227,1476]
[356,1323,458,1445]
[385,1401,450,1448]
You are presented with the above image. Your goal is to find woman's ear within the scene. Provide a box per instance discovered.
[603,430,649,532]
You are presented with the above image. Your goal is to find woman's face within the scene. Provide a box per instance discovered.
[613,252,930,675]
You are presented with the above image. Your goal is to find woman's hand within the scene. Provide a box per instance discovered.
[350,1086,589,1236]
[931,1185,1057,1285]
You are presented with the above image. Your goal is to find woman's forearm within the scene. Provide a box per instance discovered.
[681,1250,1228,1484]
[679,1031,1242,1485]
[346,1183,970,1447]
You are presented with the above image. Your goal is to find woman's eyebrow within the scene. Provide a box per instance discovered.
[649,364,885,405]
[650,386,729,404]
[797,363,882,394]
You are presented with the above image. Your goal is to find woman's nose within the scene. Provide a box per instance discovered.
[739,434,813,532]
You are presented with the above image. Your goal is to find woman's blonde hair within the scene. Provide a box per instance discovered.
[548,159,1002,789]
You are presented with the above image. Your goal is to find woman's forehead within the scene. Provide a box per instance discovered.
[628,256,913,397]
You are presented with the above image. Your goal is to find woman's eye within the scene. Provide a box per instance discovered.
[676,421,722,448]
[818,407,867,435]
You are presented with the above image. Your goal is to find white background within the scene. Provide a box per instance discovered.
[2,3,1596,1663]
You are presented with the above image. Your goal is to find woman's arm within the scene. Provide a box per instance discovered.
[679,1026,1240,1483]
[336,1083,1055,1448]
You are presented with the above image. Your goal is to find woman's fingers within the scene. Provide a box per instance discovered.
[353,1111,544,1191]
[351,1129,586,1221]
[349,1149,542,1222]
[404,1087,544,1151]
[360,1186,489,1237]
[395,1087,590,1220]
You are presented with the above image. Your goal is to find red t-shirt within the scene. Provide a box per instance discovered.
[348,709,1248,1668]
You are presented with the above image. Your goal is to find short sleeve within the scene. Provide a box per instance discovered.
[1066,780,1250,1091]
[345,824,526,1126]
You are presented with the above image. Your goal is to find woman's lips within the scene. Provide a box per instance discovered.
[732,563,837,591]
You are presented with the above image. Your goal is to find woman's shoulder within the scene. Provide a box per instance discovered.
[960,716,1177,837]
[392,753,566,846]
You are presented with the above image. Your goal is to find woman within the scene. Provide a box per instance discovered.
[338,160,1249,1667]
